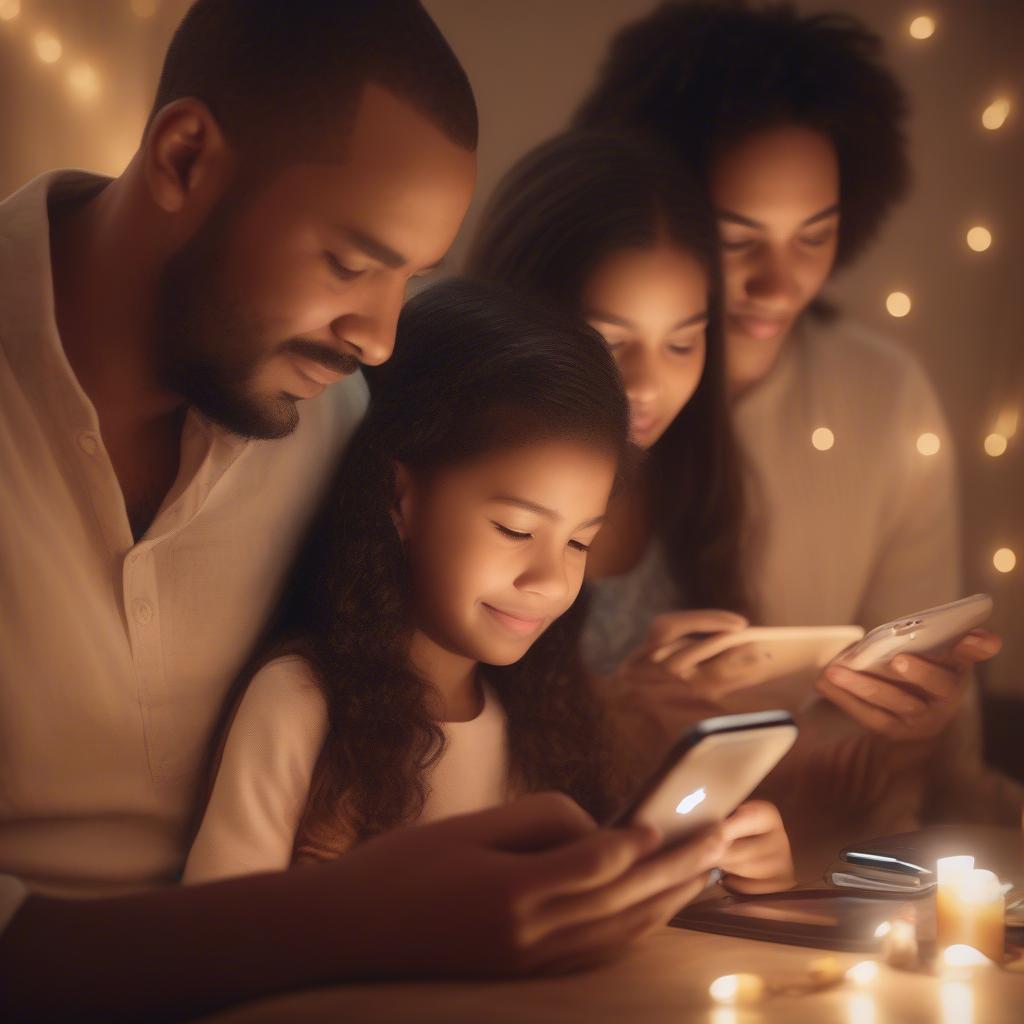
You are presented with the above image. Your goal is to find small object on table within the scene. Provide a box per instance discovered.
[708,973,766,1005]
[881,908,920,969]
[807,956,845,988]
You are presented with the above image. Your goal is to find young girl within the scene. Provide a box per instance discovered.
[184,278,793,895]
[467,130,749,682]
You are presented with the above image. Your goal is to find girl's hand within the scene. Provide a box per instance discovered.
[627,609,749,677]
[718,800,795,894]
[815,629,1002,741]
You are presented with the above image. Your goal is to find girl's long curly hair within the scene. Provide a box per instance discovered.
[466,130,749,615]
[277,278,631,860]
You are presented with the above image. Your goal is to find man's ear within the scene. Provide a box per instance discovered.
[390,461,415,542]
[143,98,235,218]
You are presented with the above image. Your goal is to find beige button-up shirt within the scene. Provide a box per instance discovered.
[0,171,367,921]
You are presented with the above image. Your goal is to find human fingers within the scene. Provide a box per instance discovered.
[523,822,665,905]
[823,664,930,717]
[718,832,789,875]
[815,674,904,738]
[720,801,783,844]
[883,655,962,701]
[658,635,749,675]
[527,874,712,975]
[642,610,748,660]
[721,868,795,895]
[442,791,596,853]
[949,630,1002,669]
[533,826,725,935]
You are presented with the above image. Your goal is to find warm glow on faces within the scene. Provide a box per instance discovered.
[402,441,616,668]
[581,243,708,448]
[710,125,840,397]
[157,84,475,438]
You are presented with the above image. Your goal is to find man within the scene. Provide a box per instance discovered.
[0,3,722,1019]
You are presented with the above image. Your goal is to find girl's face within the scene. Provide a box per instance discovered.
[399,440,616,666]
[581,242,708,450]
[710,124,840,397]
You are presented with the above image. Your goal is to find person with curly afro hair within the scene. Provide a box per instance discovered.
[574,2,1020,866]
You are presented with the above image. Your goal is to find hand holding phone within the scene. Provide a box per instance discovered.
[819,595,1002,741]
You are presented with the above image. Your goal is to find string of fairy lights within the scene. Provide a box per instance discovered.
[0,1,1018,581]
[812,10,1018,581]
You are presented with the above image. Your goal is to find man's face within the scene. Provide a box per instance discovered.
[156,84,476,438]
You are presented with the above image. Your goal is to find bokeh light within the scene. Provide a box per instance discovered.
[886,291,912,318]
[846,960,879,987]
[0,0,21,23]
[993,548,1016,574]
[966,226,992,252]
[984,433,1007,457]
[812,427,835,451]
[33,31,63,64]
[982,98,1011,131]
[67,64,100,103]
[909,16,936,40]
[917,432,941,456]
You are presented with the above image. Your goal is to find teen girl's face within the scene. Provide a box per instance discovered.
[400,440,616,666]
[711,123,840,398]
[581,243,708,449]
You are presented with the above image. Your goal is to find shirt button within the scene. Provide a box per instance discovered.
[133,600,153,625]
[78,432,100,456]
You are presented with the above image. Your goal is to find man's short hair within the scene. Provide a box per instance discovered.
[149,0,477,157]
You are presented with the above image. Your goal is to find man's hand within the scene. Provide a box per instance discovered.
[815,629,1002,740]
[335,791,727,977]
[718,801,795,895]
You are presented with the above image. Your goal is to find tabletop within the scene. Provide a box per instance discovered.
[202,825,1024,1024]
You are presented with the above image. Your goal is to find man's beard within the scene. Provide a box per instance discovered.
[154,198,300,441]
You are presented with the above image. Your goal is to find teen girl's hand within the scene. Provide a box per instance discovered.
[717,800,795,895]
[815,629,1002,741]
[608,610,760,739]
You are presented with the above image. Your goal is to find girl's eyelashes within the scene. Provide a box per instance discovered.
[721,238,755,253]
[799,231,835,248]
[323,251,362,281]
[493,522,531,542]
[493,522,592,553]
[667,341,696,355]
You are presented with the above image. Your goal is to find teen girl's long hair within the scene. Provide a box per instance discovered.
[278,277,631,859]
[466,130,749,615]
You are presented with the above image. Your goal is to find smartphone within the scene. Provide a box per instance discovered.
[664,626,865,688]
[609,710,797,848]
[830,594,993,674]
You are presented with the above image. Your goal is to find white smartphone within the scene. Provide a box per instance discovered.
[670,626,865,688]
[609,710,798,848]
[830,594,993,674]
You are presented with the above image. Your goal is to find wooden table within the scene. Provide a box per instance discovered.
[203,826,1024,1024]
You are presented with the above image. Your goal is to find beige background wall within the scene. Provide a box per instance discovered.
[1,0,1021,696]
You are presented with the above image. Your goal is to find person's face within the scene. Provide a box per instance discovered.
[400,440,616,667]
[581,243,708,449]
[711,124,840,396]
[157,83,476,438]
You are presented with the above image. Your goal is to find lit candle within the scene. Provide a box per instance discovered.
[935,858,1005,962]
[708,973,765,1005]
